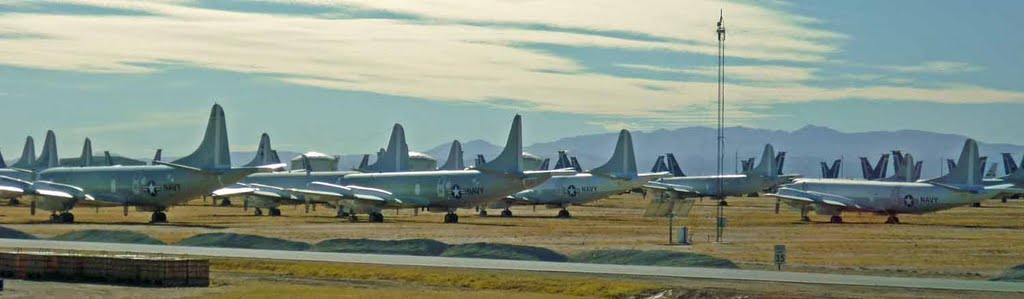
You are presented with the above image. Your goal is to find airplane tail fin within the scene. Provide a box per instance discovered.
[475,154,486,168]
[912,161,923,181]
[876,154,889,179]
[986,162,998,178]
[1002,153,1019,175]
[80,138,93,167]
[477,115,523,174]
[104,151,114,166]
[242,133,281,167]
[930,139,982,186]
[651,156,666,173]
[172,104,232,170]
[360,124,411,172]
[11,136,35,169]
[438,140,465,170]
[152,149,162,164]
[31,130,59,170]
[570,157,583,172]
[0,147,6,168]
[774,151,786,175]
[665,153,685,177]
[750,144,777,178]
[590,130,638,179]
[538,158,549,171]
[554,150,572,169]
[357,154,370,170]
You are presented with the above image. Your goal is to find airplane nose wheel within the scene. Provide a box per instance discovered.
[443,212,459,223]
[829,215,843,223]
[150,212,167,223]
[478,209,488,217]
[269,208,281,217]
[885,215,901,224]
[556,209,571,218]
[500,209,513,217]
[369,212,384,223]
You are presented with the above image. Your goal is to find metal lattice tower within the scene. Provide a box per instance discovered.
[715,10,726,243]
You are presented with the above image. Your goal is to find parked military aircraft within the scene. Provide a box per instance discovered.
[0,104,275,223]
[860,154,889,180]
[494,130,669,218]
[642,144,795,205]
[214,115,567,223]
[436,140,465,171]
[821,159,841,178]
[768,139,1018,224]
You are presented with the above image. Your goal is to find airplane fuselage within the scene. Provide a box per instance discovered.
[657,174,779,197]
[34,165,250,212]
[785,178,995,215]
[242,169,547,210]
[509,173,654,206]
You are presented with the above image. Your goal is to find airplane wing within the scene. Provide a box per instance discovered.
[285,182,412,206]
[642,181,703,198]
[767,188,876,212]
[0,175,31,198]
[25,180,119,207]
[211,183,307,205]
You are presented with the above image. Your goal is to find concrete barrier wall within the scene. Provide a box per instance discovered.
[0,251,208,287]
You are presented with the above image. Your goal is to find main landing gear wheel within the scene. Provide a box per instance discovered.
[269,208,282,217]
[369,212,384,223]
[500,209,513,217]
[556,209,571,218]
[60,212,74,223]
[799,209,810,222]
[253,208,264,216]
[829,215,843,223]
[443,213,459,223]
[150,212,167,223]
[719,200,729,206]
[478,209,488,217]
[9,198,19,206]
[337,211,350,219]
[219,199,232,207]
[885,215,901,224]
[971,203,982,208]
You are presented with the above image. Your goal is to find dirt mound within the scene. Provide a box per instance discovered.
[571,250,737,269]
[52,230,164,244]
[441,243,567,262]
[176,233,310,251]
[312,238,449,256]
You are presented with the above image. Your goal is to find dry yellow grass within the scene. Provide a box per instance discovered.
[1,194,1022,279]
[209,258,659,298]
[202,281,590,299]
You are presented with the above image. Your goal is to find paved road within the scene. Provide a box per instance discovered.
[1,238,1022,293]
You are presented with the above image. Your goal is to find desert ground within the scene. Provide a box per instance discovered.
[0,194,1022,298]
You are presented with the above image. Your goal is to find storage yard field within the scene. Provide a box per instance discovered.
[1,194,1022,298]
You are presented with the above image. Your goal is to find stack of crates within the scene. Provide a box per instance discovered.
[0,251,208,287]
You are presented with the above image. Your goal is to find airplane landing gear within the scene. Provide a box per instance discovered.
[253,208,263,216]
[829,215,843,223]
[337,210,350,219]
[799,209,810,222]
[268,208,281,217]
[478,209,488,217]
[971,202,982,208]
[443,212,459,224]
[885,215,901,224]
[150,212,167,223]
[500,209,513,217]
[220,199,233,207]
[556,209,571,218]
[369,212,384,223]
[9,198,19,206]
[718,200,729,206]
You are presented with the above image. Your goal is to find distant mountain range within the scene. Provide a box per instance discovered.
[15,126,1020,179]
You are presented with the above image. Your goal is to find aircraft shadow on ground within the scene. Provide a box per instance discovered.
[28,221,228,229]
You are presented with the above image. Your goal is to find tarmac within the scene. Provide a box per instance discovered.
[1,238,1022,293]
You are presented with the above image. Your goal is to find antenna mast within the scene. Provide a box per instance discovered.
[715,10,726,243]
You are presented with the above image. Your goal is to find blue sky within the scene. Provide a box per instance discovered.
[0,0,1021,158]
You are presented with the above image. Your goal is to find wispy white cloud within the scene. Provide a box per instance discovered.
[0,0,1020,125]
[616,63,817,83]
[877,61,984,74]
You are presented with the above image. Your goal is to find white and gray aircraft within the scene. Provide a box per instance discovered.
[642,144,796,205]
[0,104,277,223]
[213,115,568,223]
[493,130,669,218]
[768,139,1020,224]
